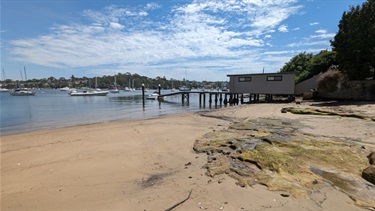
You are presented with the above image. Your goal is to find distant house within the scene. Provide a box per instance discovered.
[227,72,295,95]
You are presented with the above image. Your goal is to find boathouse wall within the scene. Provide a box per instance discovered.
[227,73,295,95]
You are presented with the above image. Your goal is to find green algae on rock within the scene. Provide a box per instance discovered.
[194,118,375,208]
[281,107,375,121]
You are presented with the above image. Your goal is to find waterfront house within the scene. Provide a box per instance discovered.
[227,72,295,95]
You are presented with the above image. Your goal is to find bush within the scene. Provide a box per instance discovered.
[317,69,346,93]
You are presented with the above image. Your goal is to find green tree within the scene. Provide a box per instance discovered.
[330,0,375,80]
[280,50,337,83]
[280,52,313,73]
[309,51,337,75]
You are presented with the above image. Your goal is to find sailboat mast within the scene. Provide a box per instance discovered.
[20,69,24,81]
[2,68,6,81]
[24,67,28,81]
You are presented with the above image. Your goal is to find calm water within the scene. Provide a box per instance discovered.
[0,89,219,135]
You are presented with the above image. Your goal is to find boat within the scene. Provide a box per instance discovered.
[170,79,176,92]
[0,87,9,92]
[10,67,36,96]
[179,86,191,91]
[0,69,9,92]
[146,91,166,100]
[109,88,120,93]
[60,86,72,91]
[109,74,120,93]
[68,89,108,96]
[69,78,108,96]
[179,68,191,91]
[9,88,36,96]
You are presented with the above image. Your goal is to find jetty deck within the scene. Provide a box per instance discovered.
[158,91,246,106]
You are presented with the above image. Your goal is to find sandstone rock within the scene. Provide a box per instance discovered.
[368,152,375,165]
[362,166,375,185]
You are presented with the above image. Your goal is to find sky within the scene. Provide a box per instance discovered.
[1,0,367,81]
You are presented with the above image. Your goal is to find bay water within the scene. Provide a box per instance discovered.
[1,89,220,135]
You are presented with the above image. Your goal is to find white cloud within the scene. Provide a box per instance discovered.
[278,25,288,32]
[109,22,124,29]
[8,0,306,80]
[264,35,272,39]
[292,27,300,31]
[309,22,319,26]
[315,29,327,34]
[311,33,335,39]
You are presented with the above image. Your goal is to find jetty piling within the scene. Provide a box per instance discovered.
[142,84,145,107]
[158,91,247,107]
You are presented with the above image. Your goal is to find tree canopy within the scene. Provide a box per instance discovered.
[280,52,313,74]
[280,51,337,83]
[330,0,375,80]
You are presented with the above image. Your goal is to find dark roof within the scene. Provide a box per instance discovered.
[227,72,296,77]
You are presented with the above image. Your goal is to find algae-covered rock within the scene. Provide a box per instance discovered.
[194,117,375,208]
[362,166,375,185]
[281,106,373,121]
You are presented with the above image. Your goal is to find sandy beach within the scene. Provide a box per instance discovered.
[1,101,374,210]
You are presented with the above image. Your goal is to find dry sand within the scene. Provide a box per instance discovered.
[1,102,374,210]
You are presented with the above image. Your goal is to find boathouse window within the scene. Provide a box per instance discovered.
[238,77,252,82]
[267,76,282,81]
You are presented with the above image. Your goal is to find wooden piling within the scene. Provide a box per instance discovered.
[142,84,145,107]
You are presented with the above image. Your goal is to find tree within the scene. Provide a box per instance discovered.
[280,52,313,73]
[280,50,337,83]
[330,0,375,80]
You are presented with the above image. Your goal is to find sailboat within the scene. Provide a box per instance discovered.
[0,69,9,92]
[179,68,191,91]
[109,74,120,93]
[171,79,176,92]
[69,77,108,96]
[9,67,36,96]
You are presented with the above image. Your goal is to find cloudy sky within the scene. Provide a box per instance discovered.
[1,0,366,81]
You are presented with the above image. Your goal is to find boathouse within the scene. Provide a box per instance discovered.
[227,72,295,95]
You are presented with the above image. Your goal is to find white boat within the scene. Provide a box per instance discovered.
[109,74,120,93]
[9,88,36,96]
[146,91,166,100]
[68,89,108,96]
[179,68,191,91]
[10,67,36,96]
[60,86,71,91]
[179,86,191,91]
[1,69,9,92]
[109,89,120,93]
[0,87,9,92]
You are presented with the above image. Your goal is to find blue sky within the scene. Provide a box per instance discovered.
[1,0,366,81]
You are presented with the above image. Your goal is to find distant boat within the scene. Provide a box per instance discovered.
[10,88,36,96]
[109,89,120,93]
[60,86,71,91]
[178,86,191,91]
[146,91,166,100]
[0,87,9,92]
[69,78,108,96]
[179,68,191,91]
[171,79,176,92]
[69,89,108,96]
[10,67,35,96]
[0,69,9,92]
[109,74,120,93]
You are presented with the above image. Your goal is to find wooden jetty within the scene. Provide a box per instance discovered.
[157,91,246,107]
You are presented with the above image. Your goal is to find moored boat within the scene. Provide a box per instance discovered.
[9,88,36,96]
[0,87,9,92]
[68,89,108,96]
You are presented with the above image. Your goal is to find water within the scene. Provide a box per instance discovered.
[0,89,219,135]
